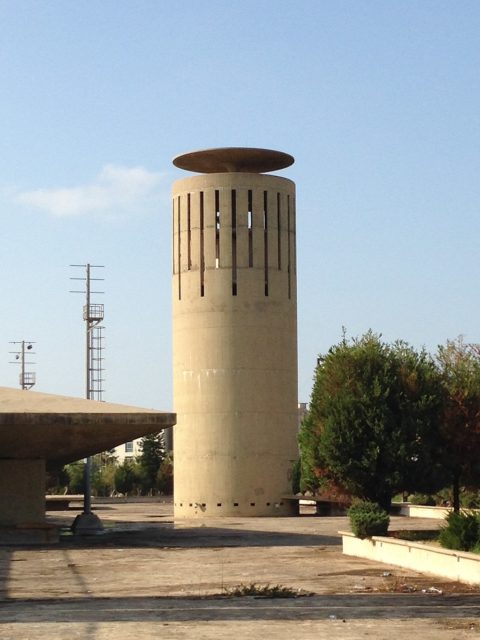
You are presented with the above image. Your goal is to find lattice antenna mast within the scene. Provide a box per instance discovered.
[70,264,105,401]
[69,263,105,525]
[9,340,36,390]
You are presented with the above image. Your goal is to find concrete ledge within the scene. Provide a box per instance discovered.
[340,530,480,586]
[45,495,85,510]
[283,495,348,515]
[391,502,480,519]
[391,503,451,519]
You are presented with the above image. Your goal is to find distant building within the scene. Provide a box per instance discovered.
[113,430,169,464]
[113,438,142,464]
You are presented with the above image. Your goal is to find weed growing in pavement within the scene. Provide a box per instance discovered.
[223,583,313,598]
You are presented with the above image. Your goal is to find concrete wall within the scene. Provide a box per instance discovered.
[392,503,480,519]
[172,172,298,517]
[393,503,451,519]
[341,531,480,586]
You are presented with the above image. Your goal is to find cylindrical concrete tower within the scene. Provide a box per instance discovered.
[172,147,298,517]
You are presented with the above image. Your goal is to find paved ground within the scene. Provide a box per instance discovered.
[0,499,479,639]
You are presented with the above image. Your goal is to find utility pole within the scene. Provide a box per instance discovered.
[69,263,105,534]
[9,341,36,390]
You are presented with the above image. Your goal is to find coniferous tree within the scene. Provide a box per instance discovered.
[138,432,165,492]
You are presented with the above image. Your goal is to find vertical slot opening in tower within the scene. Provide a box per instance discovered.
[215,189,220,269]
[277,192,281,270]
[187,193,192,270]
[200,191,205,297]
[287,194,291,299]
[232,189,237,296]
[247,189,253,267]
[172,198,175,275]
[177,195,181,300]
[263,190,269,296]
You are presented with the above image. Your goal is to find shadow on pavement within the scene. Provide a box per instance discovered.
[0,548,11,601]
[1,593,479,623]
[55,523,341,549]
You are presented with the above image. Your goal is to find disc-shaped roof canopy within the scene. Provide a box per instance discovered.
[173,147,294,174]
[0,387,175,465]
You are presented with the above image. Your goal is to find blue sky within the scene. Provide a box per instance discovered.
[1,1,479,410]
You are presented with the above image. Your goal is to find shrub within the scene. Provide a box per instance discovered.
[409,493,436,506]
[392,530,438,542]
[460,491,480,509]
[348,500,390,538]
[224,583,311,598]
[438,510,480,552]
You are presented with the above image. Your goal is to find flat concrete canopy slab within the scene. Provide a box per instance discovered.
[0,387,176,464]
[173,147,294,174]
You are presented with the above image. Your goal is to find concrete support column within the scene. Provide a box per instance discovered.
[0,459,59,544]
[0,459,45,526]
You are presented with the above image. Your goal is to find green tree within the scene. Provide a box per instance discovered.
[299,332,446,510]
[46,463,69,494]
[65,462,86,494]
[91,459,117,497]
[137,432,165,493]
[437,338,480,512]
[157,452,173,495]
[114,459,141,495]
[98,449,118,466]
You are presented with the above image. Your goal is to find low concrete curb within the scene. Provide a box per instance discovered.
[392,503,480,520]
[341,531,480,586]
